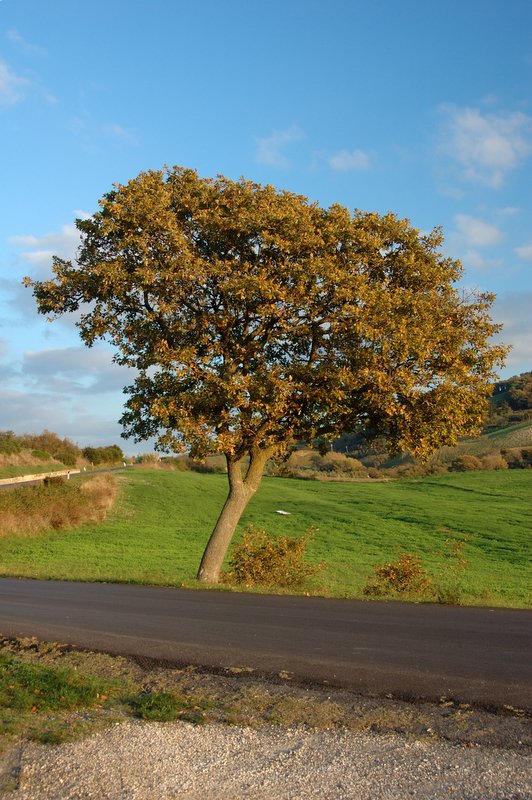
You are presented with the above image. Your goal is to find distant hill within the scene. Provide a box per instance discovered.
[486,370,532,430]
[330,370,532,476]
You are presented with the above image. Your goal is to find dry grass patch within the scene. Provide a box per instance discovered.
[0,475,118,537]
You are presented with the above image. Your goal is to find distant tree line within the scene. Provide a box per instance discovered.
[0,430,124,467]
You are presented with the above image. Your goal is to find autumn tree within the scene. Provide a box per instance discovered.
[25,167,507,583]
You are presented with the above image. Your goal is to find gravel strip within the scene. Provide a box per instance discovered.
[5,720,532,800]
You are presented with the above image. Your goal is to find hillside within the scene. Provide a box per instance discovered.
[330,371,532,477]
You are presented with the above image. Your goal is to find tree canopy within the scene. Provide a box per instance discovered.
[25,166,507,582]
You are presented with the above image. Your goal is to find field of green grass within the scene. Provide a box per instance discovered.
[0,468,530,607]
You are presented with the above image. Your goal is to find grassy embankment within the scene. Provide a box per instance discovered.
[0,469,530,607]
[0,463,70,480]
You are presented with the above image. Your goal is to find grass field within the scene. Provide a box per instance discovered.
[0,469,530,607]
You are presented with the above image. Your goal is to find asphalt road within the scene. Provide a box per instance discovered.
[0,578,530,711]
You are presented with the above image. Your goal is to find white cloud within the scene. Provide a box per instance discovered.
[6,29,47,57]
[461,249,502,273]
[496,207,521,218]
[10,224,82,275]
[329,148,371,172]
[254,125,303,167]
[439,105,532,188]
[0,60,29,105]
[515,243,532,260]
[454,214,502,247]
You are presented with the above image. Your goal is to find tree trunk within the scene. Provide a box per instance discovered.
[196,449,271,584]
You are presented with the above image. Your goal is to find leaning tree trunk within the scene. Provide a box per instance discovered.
[196,449,271,584]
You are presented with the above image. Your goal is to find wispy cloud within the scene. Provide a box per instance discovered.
[254,125,303,167]
[69,113,138,150]
[102,123,138,145]
[328,148,371,172]
[515,243,532,260]
[454,214,502,247]
[0,60,29,105]
[6,29,47,57]
[438,105,532,188]
[448,214,503,273]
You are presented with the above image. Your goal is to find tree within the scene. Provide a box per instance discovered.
[25,167,507,583]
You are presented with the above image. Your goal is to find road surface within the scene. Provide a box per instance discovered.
[0,578,530,710]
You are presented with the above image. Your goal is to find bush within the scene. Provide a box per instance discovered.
[363,550,432,598]
[43,476,66,487]
[433,536,470,605]
[448,454,482,472]
[21,431,80,466]
[501,446,532,469]
[479,453,508,470]
[136,453,161,464]
[0,431,22,456]
[222,525,323,588]
[82,445,124,465]
[425,462,449,475]
[310,452,365,476]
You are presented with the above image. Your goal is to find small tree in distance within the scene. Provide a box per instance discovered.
[25,167,507,583]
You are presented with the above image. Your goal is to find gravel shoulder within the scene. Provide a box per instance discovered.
[1,637,530,799]
[4,720,532,800]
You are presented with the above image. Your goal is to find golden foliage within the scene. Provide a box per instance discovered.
[25,167,507,467]
[25,166,508,580]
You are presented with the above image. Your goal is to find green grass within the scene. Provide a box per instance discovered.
[0,469,530,607]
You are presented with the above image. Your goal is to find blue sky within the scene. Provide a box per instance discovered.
[1,0,531,452]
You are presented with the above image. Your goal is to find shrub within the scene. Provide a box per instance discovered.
[479,453,508,470]
[363,550,432,598]
[311,452,365,476]
[21,431,80,467]
[43,476,66,487]
[222,525,323,588]
[502,446,532,469]
[0,431,22,456]
[136,453,161,464]
[433,536,470,605]
[426,462,449,475]
[386,463,428,478]
[82,445,124,465]
[448,454,482,472]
